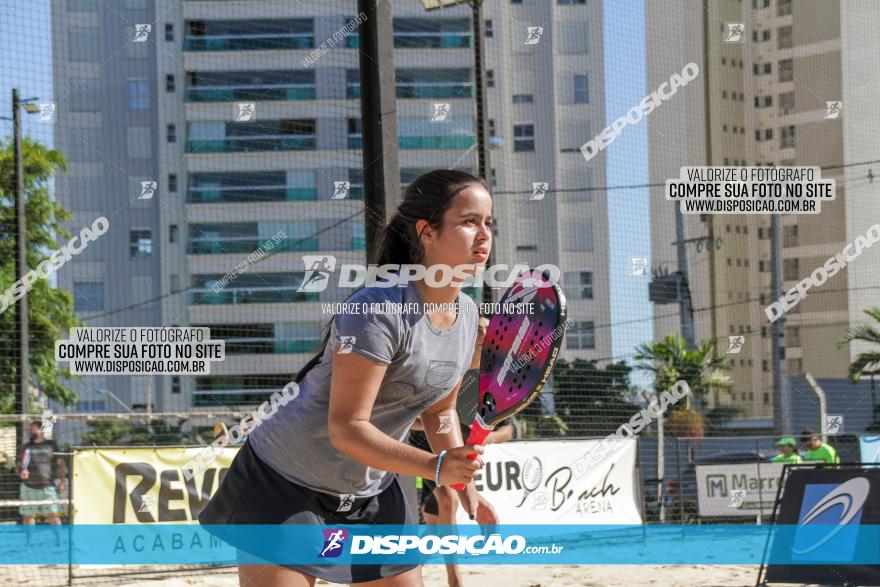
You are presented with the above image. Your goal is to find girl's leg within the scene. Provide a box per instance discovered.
[355,566,424,587]
[432,486,464,587]
[238,559,316,587]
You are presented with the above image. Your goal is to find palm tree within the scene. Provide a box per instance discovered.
[839,307,880,382]
[839,307,880,432]
[634,334,733,409]
[634,335,733,438]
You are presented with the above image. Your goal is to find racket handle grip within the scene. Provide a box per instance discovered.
[450,416,494,491]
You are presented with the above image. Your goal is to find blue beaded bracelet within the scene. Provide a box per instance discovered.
[435,450,447,485]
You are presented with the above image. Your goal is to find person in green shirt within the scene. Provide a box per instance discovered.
[771,437,803,463]
[800,429,841,464]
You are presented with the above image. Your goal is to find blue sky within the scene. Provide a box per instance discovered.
[604,0,653,384]
[0,0,54,148]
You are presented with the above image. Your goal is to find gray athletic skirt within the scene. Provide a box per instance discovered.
[198,440,418,584]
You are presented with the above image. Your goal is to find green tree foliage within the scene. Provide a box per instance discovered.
[634,334,732,407]
[0,137,81,410]
[551,359,642,437]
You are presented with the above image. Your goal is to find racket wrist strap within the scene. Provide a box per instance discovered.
[466,413,494,446]
[434,450,447,485]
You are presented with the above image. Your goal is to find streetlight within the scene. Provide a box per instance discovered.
[95,388,135,414]
[3,89,41,458]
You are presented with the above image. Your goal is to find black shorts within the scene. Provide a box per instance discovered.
[198,440,418,584]
[419,478,439,517]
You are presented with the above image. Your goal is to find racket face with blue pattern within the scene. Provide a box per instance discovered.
[476,270,567,427]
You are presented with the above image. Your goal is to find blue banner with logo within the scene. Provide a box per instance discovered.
[0,524,878,566]
[765,466,880,585]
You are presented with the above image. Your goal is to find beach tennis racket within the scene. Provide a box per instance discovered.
[455,368,480,427]
[450,270,567,490]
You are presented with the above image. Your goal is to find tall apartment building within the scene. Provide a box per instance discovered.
[648,0,880,422]
[51,0,164,417]
[51,0,608,428]
[480,0,610,364]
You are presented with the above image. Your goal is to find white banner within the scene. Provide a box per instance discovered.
[456,438,642,524]
[695,462,784,517]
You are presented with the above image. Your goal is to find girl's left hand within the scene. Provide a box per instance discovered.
[456,483,480,519]
[475,493,499,526]
[456,484,499,526]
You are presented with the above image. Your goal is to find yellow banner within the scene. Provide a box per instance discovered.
[72,446,238,524]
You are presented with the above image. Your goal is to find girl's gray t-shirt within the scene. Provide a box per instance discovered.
[249,281,478,498]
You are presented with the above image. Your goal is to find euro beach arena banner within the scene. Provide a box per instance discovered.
[454,438,642,525]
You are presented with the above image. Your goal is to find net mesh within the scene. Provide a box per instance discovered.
[1,0,879,583]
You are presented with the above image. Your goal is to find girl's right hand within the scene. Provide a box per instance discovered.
[437,444,484,486]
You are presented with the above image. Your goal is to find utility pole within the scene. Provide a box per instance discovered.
[12,89,30,458]
[358,0,400,262]
[470,0,494,308]
[471,0,488,183]
[770,215,790,435]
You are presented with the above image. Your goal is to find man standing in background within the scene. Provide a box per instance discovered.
[17,421,65,542]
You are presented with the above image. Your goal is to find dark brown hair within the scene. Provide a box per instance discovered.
[372,169,490,265]
[292,169,490,384]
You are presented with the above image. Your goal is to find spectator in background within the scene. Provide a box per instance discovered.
[212,421,229,443]
[800,429,841,464]
[17,421,65,543]
[771,437,802,464]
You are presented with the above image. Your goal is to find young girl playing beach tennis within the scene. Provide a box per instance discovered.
[200,169,498,586]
